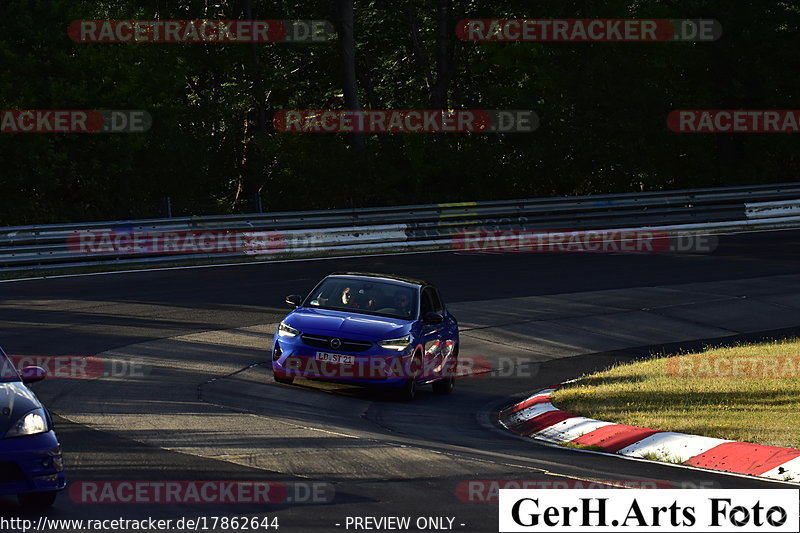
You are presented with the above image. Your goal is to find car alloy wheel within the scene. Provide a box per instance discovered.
[432,376,454,395]
[398,351,422,401]
[401,375,416,401]
[433,345,457,395]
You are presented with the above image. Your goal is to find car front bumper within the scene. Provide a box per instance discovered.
[272,335,417,387]
[0,430,66,496]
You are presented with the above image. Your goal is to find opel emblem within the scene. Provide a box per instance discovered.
[330,338,342,349]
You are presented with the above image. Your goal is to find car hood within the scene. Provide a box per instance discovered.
[0,381,43,438]
[287,308,412,339]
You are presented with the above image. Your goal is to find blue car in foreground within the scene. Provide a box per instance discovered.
[0,347,66,507]
[272,272,459,400]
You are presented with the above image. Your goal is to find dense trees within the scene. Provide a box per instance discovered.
[1,0,798,224]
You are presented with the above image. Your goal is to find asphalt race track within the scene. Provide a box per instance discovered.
[2,230,800,532]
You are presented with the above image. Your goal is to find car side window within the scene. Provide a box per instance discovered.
[421,287,443,316]
[421,290,434,316]
[428,287,443,314]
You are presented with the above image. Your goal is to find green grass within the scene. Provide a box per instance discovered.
[550,339,800,449]
[560,442,605,452]
[640,450,684,464]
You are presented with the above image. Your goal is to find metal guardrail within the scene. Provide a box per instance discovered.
[1,183,800,276]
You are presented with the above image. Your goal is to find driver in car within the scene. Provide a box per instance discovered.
[394,290,412,317]
[341,287,359,308]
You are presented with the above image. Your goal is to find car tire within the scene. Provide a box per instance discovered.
[273,372,294,385]
[432,376,454,395]
[397,375,416,401]
[433,344,457,395]
[271,346,294,384]
[397,351,422,401]
[18,491,58,508]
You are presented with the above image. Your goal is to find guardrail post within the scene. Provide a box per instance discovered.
[163,197,172,218]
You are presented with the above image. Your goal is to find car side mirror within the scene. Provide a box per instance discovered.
[285,294,303,308]
[21,366,46,384]
[423,312,444,325]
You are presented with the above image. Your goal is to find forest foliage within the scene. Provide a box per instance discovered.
[1,0,798,224]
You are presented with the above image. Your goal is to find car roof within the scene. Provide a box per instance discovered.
[328,271,431,288]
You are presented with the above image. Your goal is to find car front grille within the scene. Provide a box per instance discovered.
[0,461,26,482]
[300,334,373,352]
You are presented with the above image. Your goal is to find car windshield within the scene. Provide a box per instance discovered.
[0,351,21,382]
[304,277,418,320]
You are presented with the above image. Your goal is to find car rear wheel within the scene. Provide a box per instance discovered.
[18,491,58,508]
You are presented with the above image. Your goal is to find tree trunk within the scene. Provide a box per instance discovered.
[336,0,365,149]
[239,0,267,210]
[428,0,451,109]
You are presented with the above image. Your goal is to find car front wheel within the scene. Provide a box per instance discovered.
[397,352,422,401]
[433,344,457,395]
[273,370,294,385]
[432,376,454,395]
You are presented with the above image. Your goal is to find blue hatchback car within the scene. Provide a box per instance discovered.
[0,347,66,507]
[272,272,459,400]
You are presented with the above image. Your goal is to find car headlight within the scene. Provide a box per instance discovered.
[5,409,48,438]
[277,321,300,337]
[378,334,411,351]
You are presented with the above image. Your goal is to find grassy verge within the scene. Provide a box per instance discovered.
[550,339,800,449]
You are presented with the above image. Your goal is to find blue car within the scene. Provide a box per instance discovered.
[272,272,459,400]
[0,347,66,507]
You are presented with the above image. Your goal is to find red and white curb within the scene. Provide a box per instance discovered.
[499,387,800,483]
